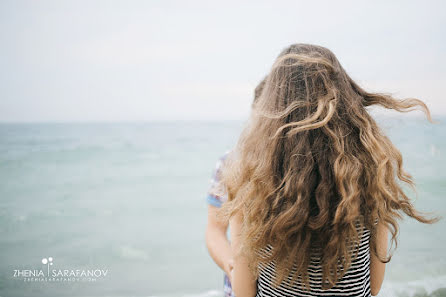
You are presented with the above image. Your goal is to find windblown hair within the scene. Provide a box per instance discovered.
[254,76,267,105]
[217,43,439,290]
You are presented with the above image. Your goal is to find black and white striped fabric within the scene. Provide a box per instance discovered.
[256,227,371,297]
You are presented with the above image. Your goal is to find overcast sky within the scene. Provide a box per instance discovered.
[0,0,445,122]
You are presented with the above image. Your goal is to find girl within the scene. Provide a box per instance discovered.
[216,43,438,297]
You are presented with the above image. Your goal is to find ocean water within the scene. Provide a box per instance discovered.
[0,117,445,297]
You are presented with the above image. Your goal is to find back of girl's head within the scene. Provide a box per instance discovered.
[254,76,267,104]
[218,43,439,290]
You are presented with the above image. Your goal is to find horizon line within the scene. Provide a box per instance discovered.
[0,114,444,125]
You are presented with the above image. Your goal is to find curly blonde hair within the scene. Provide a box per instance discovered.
[217,43,439,290]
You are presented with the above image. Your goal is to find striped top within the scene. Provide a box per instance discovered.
[256,227,371,297]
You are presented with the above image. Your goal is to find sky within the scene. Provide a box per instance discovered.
[0,0,445,122]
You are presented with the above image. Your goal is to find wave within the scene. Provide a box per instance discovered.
[378,275,446,297]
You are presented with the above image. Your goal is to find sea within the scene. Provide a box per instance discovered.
[0,116,445,297]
